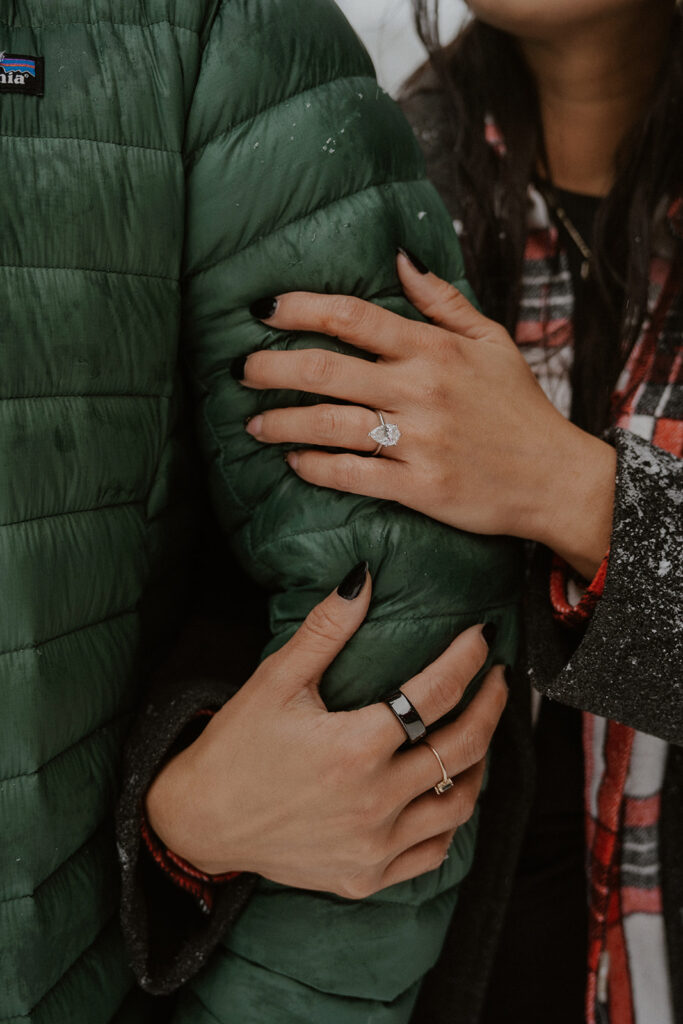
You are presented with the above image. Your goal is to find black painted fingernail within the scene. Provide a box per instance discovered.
[249,296,278,320]
[397,247,429,274]
[337,561,369,600]
[482,622,497,648]
[231,355,247,381]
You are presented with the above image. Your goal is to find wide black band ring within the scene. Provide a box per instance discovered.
[384,689,427,746]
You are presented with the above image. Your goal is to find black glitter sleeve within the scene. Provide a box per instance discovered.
[525,428,683,746]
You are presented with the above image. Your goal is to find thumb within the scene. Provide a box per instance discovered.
[397,249,494,341]
[269,561,371,701]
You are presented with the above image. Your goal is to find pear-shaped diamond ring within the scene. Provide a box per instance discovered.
[368,410,401,456]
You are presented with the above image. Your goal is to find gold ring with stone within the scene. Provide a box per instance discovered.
[424,742,454,796]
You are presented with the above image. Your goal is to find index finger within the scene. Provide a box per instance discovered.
[360,623,492,754]
[254,291,424,359]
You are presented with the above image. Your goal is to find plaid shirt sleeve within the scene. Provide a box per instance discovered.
[550,549,610,627]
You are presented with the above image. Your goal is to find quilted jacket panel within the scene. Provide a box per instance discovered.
[0,2,521,1021]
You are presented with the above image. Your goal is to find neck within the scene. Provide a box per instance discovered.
[520,4,674,196]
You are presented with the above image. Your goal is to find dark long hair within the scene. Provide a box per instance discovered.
[410,2,683,434]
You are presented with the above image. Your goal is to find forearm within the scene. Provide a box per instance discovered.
[531,424,617,580]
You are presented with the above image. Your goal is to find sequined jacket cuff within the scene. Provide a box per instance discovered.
[525,427,683,745]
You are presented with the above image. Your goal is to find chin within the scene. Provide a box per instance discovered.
[467,0,649,36]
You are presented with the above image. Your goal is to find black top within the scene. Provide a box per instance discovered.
[480,184,602,1024]
[552,184,602,291]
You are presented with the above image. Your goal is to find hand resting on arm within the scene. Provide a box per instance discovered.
[145,564,507,899]
[244,252,617,581]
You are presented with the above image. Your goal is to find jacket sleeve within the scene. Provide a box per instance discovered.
[526,428,683,745]
[120,0,523,1014]
[116,568,266,993]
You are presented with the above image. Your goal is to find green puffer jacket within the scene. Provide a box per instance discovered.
[1,2,521,1022]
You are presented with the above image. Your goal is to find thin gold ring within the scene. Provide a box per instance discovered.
[424,742,454,796]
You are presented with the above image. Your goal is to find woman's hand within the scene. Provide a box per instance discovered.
[145,565,507,899]
[242,251,616,579]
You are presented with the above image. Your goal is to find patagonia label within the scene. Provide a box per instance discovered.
[0,52,44,96]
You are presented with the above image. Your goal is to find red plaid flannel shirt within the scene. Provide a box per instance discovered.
[520,190,683,1024]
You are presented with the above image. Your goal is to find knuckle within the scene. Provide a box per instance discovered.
[324,297,369,337]
[429,672,462,715]
[316,405,344,444]
[350,711,394,774]
[355,789,388,831]
[300,350,337,391]
[352,740,387,786]
[335,456,362,492]
[421,301,444,326]
[302,602,345,648]
[414,371,449,409]
[448,292,475,321]
[436,293,475,333]
[459,725,488,767]
[363,834,389,869]
[447,286,475,314]
[428,331,457,363]
[329,712,388,772]
[330,736,367,782]
[422,280,459,320]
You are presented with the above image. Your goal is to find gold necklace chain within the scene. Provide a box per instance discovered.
[538,184,594,281]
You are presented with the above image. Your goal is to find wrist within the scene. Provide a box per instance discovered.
[529,424,616,579]
[144,748,191,851]
[144,743,224,876]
